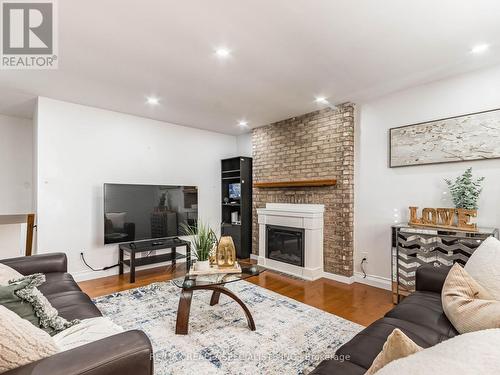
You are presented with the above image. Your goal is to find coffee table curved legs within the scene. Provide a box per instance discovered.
[175,285,255,335]
[210,285,256,331]
[209,288,222,306]
[175,289,193,335]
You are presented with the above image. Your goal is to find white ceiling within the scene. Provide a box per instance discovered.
[1,0,500,134]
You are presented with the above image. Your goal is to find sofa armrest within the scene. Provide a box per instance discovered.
[4,330,153,375]
[0,253,67,275]
[415,264,451,294]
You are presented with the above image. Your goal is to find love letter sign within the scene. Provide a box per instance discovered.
[408,207,477,232]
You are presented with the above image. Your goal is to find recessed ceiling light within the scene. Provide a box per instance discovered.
[238,120,248,127]
[315,96,329,104]
[146,96,160,105]
[470,43,490,54]
[215,48,231,58]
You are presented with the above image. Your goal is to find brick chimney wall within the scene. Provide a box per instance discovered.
[252,105,355,276]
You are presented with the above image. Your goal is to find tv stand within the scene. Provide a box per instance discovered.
[119,237,191,283]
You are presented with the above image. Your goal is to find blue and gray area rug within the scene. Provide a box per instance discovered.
[93,280,362,375]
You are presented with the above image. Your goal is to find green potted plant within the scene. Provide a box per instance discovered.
[445,167,485,210]
[180,221,217,271]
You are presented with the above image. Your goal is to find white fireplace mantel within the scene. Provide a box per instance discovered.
[256,203,324,280]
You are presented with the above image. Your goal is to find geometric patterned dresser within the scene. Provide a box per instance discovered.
[391,224,499,304]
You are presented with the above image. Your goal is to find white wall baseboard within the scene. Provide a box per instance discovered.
[73,252,391,292]
[320,271,391,290]
[321,271,354,284]
[353,272,392,290]
[73,269,115,282]
[73,259,187,282]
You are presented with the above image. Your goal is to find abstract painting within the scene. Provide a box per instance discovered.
[390,108,500,167]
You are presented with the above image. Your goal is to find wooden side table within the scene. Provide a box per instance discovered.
[391,224,498,304]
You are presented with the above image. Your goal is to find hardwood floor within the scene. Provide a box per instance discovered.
[78,263,393,327]
[247,271,393,326]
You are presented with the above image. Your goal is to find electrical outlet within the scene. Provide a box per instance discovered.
[361,252,368,262]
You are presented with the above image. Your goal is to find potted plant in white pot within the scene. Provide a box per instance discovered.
[181,221,216,271]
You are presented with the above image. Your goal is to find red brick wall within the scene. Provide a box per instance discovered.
[252,105,354,276]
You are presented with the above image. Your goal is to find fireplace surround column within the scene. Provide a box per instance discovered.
[257,203,324,280]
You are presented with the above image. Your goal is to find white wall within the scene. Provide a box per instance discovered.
[236,132,252,157]
[0,114,33,214]
[0,114,33,259]
[355,65,500,286]
[0,216,28,259]
[35,97,237,280]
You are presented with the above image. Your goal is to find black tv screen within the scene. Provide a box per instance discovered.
[103,183,198,244]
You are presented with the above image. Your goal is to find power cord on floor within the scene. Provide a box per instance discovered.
[360,258,367,278]
[80,252,119,271]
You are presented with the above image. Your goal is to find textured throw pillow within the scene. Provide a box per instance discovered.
[465,236,500,300]
[0,305,58,373]
[376,329,500,374]
[53,317,124,352]
[0,276,42,329]
[365,328,422,374]
[0,263,23,285]
[0,273,80,335]
[442,263,500,333]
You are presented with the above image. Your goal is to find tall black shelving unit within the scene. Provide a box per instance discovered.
[221,156,252,259]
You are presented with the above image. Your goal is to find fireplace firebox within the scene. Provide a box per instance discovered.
[265,224,305,267]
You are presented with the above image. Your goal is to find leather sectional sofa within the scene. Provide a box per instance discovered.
[1,253,454,375]
[0,253,153,375]
[311,264,454,374]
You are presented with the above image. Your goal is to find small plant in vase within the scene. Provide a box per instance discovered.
[444,167,485,210]
[181,222,217,271]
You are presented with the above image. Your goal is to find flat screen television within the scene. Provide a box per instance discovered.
[228,183,241,200]
[103,183,198,244]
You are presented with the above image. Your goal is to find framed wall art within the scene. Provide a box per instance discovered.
[389,108,500,167]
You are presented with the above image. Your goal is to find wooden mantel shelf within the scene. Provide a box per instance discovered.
[253,179,337,188]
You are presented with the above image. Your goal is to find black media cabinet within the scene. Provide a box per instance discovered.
[221,156,252,259]
[119,237,191,283]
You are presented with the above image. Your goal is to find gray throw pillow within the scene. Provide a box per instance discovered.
[0,277,41,328]
[0,273,80,335]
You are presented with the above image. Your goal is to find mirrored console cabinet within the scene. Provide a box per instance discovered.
[391,224,499,304]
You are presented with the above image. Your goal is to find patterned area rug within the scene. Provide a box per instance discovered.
[93,280,362,375]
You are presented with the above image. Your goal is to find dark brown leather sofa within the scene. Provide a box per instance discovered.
[0,253,153,375]
[311,265,455,374]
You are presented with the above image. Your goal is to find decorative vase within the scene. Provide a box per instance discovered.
[216,236,236,268]
[195,260,210,271]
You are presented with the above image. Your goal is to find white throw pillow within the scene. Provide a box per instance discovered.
[441,264,500,333]
[53,317,124,352]
[0,263,23,285]
[376,329,500,375]
[0,305,58,373]
[465,236,500,300]
[365,329,422,374]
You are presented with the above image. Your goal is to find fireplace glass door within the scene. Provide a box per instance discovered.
[266,225,304,267]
